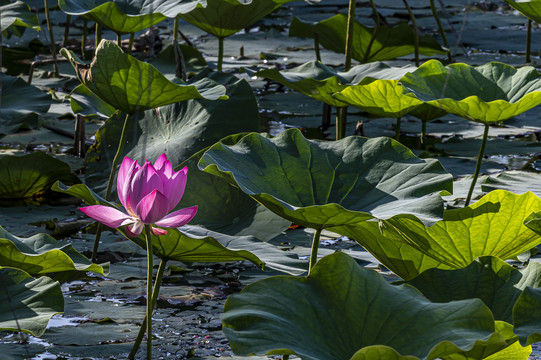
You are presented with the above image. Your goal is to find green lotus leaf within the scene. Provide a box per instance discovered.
[52,182,265,268]
[514,287,541,346]
[60,40,227,114]
[1,74,52,134]
[68,84,116,118]
[400,60,541,124]
[254,60,416,107]
[0,226,108,276]
[405,256,541,324]
[58,0,205,34]
[482,171,541,197]
[504,0,541,23]
[334,79,446,119]
[0,267,63,337]
[0,0,40,34]
[0,152,80,201]
[222,252,503,360]
[199,128,453,229]
[180,0,298,38]
[383,190,541,269]
[289,14,446,63]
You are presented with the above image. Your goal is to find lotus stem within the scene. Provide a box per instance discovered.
[95,22,102,47]
[174,39,187,81]
[128,33,134,54]
[117,33,122,49]
[465,124,490,206]
[128,259,167,359]
[395,116,401,141]
[421,119,427,147]
[336,106,347,140]
[217,36,224,71]
[81,18,88,59]
[91,112,131,261]
[63,14,71,48]
[526,19,532,63]
[144,226,154,360]
[363,0,379,63]
[402,0,419,66]
[174,16,179,42]
[308,228,322,275]
[344,0,356,71]
[429,0,452,62]
[44,0,59,77]
[314,33,321,62]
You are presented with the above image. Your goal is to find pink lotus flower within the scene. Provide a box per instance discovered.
[80,154,197,237]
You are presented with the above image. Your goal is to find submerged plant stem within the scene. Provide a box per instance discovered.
[526,19,532,63]
[91,112,131,261]
[465,124,489,206]
[145,226,154,360]
[308,229,322,275]
[217,37,224,71]
[128,259,167,359]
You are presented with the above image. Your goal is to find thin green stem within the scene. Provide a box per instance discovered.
[117,33,122,49]
[63,14,71,48]
[91,112,131,261]
[44,0,59,76]
[95,22,102,47]
[362,0,379,63]
[465,124,490,206]
[144,226,153,360]
[429,0,452,62]
[314,33,321,62]
[308,229,322,275]
[344,0,356,71]
[402,0,419,66]
[128,259,167,360]
[217,36,224,71]
[395,116,401,141]
[81,18,88,59]
[421,119,427,147]
[526,19,532,63]
[336,106,347,140]
[173,16,179,42]
[128,33,134,55]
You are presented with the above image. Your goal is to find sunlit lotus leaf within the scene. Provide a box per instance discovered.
[58,0,205,34]
[334,79,445,119]
[180,0,298,38]
[199,128,452,229]
[0,267,63,337]
[482,171,541,198]
[60,40,227,114]
[405,256,541,325]
[222,252,504,360]
[1,74,52,134]
[400,60,541,124]
[289,14,446,63]
[0,226,108,276]
[382,190,541,269]
[254,60,416,107]
[504,0,541,23]
[0,0,40,34]
[0,152,80,201]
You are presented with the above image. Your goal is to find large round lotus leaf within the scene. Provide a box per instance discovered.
[60,40,227,114]
[199,128,453,229]
[180,0,297,38]
[482,171,541,198]
[514,287,541,346]
[0,152,80,201]
[58,0,205,34]
[400,60,541,124]
[405,256,541,325]
[1,74,52,134]
[504,0,541,23]
[0,267,63,337]
[222,252,501,360]
[0,0,40,33]
[254,61,416,107]
[289,14,446,63]
[383,190,541,269]
[0,226,108,276]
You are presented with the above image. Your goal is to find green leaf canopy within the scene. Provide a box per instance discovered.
[199,128,453,228]
[222,252,502,360]
[0,0,40,33]
[0,74,52,134]
[60,40,227,114]
[180,0,298,38]
[0,152,80,201]
[289,14,446,63]
[58,0,205,34]
[383,190,541,269]
[0,267,63,337]
[504,0,541,23]
[254,60,416,107]
[400,60,541,124]
[0,226,108,276]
